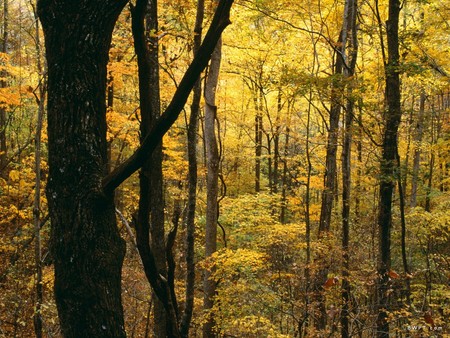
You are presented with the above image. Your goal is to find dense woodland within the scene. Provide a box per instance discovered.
[0,0,449,337]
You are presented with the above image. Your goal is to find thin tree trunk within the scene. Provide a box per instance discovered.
[203,28,222,338]
[376,0,402,334]
[255,90,262,193]
[0,0,8,175]
[180,1,204,336]
[131,0,178,335]
[397,153,411,304]
[410,91,425,207]
[32,4,45,336]
[315,28,345,334]
[280,126,290,224]
[340,0,358,335]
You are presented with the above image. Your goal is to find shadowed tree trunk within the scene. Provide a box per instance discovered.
[32,3,46,336]
[376,0,402,334]
[0,0,8,175]
[131,0,168,335]
[181,1,204,337]
[37,1,128,337]
[410,91,425,207]
[314,29,345,333]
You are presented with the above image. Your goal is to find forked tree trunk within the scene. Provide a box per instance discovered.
[37,1,128,337]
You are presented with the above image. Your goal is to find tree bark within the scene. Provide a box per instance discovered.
[37,1,128,337]
[203,32,222,338]
[376,0,402,335]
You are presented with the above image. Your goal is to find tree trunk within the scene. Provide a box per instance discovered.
[131,0,181,335]
[315,30,344,333]
[0,0,8,175]
[33,4,45,336]
[37,1,128,337]
[340,0,358,336]
[203,34,222,338]
[410,91,425,207]
[180,1,204,337]
[376,0,402,335]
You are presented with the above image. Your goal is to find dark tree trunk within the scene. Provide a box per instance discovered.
[131,0,181,336]
[315,30,344,332]
[410,92,425,207]
[180,1,204,337]
[37,1,128,337]
[280,127,290,224]
[0,0,8,175]
[133,0,168,335]
[32,5,46,337]
[376,0,402,335]
[254,87,263,193]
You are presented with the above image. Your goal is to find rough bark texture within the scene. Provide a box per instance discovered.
[203,35,222,338]
[37,1,128,337]
[377,0,401,335]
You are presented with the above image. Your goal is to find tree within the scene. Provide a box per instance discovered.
[203,3,222,335]
[376,0,402,335]
[38,0,233,336]
[38,1,129,336]
[0,0,8,174]
[130,0,168,335]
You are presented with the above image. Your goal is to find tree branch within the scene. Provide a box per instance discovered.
[102,0,234,195]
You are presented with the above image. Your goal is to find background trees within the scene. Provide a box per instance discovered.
[0,0,449,337]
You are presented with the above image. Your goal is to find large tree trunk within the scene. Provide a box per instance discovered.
[37,1,128,337]
[376,0,402,335]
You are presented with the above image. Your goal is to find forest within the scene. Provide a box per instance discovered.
[0,0,449,337]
